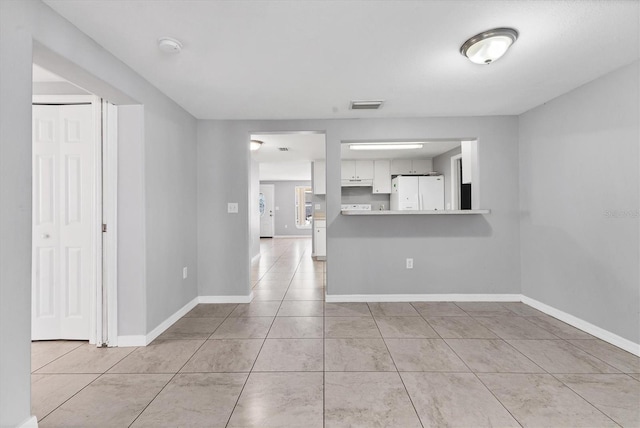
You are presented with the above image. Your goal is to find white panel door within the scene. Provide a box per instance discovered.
[32,104,95,340]
[259,184,275,238]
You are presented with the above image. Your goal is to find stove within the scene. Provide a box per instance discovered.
[341,204,372,211]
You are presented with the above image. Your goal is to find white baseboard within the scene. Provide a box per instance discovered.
[521,295,640,357]
[18,416,38,428]
[251,253,261,264]
[199,293,253,304]
[273,235,311,238]
[325,293,521,303]
[116,335,147,347]
[117,296,200,347]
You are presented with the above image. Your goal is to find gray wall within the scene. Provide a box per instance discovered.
[0,2,198,425]
[117,106,147,335]
[519,61,639,344]
[433,146,462,209]
[261,181,313,236]
[197,116,521,299]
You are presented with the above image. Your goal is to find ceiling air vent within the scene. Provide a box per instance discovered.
[278,147,289,151]
[350,100,384,110]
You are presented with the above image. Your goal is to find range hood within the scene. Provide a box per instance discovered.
[341,178,373,187]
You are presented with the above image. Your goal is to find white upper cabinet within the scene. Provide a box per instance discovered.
[313,160,325,195]
[373,160,391,194]
[390,159,433,175]
[341,160,374,180]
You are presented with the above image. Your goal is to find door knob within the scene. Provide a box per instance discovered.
[42,233,50,239]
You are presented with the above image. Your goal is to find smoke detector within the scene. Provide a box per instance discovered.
[158,37,183,53]
[278,147,289,151]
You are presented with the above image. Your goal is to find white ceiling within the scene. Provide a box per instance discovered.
[44,1,639,120]
[251,133,323,181]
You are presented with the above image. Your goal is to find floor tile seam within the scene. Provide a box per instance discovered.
[441,326,527,428]
[470,371,525,428]
[128,308,239,426]
[223,249,298,426]
[467,315,566,341]
[508,338,625,374]
[477,338,548,374]
[33,371,102,423]
[31,341,86,373]
[370,313,424,428]
[547,372,624,427]
[561,339,636,373]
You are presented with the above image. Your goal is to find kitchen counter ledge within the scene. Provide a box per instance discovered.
[341,209,490,216]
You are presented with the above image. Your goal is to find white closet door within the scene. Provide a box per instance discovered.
[32,104,95,340]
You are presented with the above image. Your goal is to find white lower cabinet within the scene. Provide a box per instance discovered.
[314,220,326,258]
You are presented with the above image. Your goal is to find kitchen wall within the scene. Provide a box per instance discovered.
[341,187,390,211]
[519,61,639,345]
[433,146,462,209]
[198,116,521,301]
[261,181,313,236]
[1,2,198,425]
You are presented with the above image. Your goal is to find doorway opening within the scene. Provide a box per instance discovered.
[248,131,327,293]
[31,63,118,347]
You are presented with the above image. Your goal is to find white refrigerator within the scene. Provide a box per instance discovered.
[390,176,445,211]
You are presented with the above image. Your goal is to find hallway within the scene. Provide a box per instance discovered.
[31,238,639,427]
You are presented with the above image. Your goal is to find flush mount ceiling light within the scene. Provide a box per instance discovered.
[157,37,183,53]
[250,139,264,151]
[350,143,424,151]
[460,28,518,65]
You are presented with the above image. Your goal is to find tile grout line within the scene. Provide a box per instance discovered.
[547,372,624,427]
[31,341,85,373]
[368,303,425,428]
[127,301,240,427]
[442,334,525,428]
[224,240,301,427]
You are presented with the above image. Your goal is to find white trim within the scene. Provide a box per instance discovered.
[102,101,118,346]
[91,95,102,346]
[251,253,261,264]
[325,294,521,303]
[199,293,253,304]
[116,335,146,347]
[450,153,462,211]
[18,416,38,428]
[273,235,311,238]
[117,297,199,347]
[32,94,95,104]
[521,295,640,357]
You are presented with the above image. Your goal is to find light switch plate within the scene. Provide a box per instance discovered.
[183,267,188,279]
[227,202,239,213]
[315,204,321,210]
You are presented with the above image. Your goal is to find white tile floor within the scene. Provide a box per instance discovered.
[32,237,640,427]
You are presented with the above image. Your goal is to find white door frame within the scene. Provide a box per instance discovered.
[32,95,118,346]
[450,153,463,211]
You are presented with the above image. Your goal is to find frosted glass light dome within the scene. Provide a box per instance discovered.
[460,28,518,65]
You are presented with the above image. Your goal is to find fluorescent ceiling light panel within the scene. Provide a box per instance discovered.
[349,143,424,151]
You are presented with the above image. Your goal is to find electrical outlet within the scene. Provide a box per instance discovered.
[183,267,188,279]
[315,204,321,210]
[227,202,238,213]
[406,258,413,269]
[284,224,288,228]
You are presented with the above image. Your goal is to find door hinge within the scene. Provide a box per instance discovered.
[102,224,107,233]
